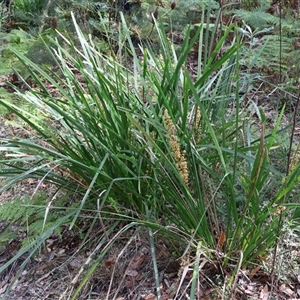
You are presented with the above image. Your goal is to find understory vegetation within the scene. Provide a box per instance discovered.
[0,0,300,299]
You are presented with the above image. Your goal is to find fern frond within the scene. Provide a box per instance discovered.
[233,8,279,30]
[259,35,295,72]
[0,199,26,224]
[0,193,70,252]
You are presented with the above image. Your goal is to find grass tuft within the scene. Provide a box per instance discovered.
[0,7,300,298]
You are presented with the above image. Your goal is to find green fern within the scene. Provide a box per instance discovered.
[233,7,279,30]
[259,35,296,70]
[0,193,74,251]
[0,198,29,224]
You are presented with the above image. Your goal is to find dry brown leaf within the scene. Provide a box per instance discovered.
[69,257,83,269]
[245,284,256,295]
[37,262,50,272]
[0,282,8,294]
[124,278,134,288]
[142,294,157,300]
[217,231,226,251]
[204,288,217,296]
[130,253,146,269]
[156,247,170,259]
[259,284,269,300]
[200,296,212,300]
[126,269,138,277]
[249,265,261,280]
[104,256,115,267]
[36,271,52,283]
[279,283,286,291]
[196,288,204,298]
[283,287,296,297]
